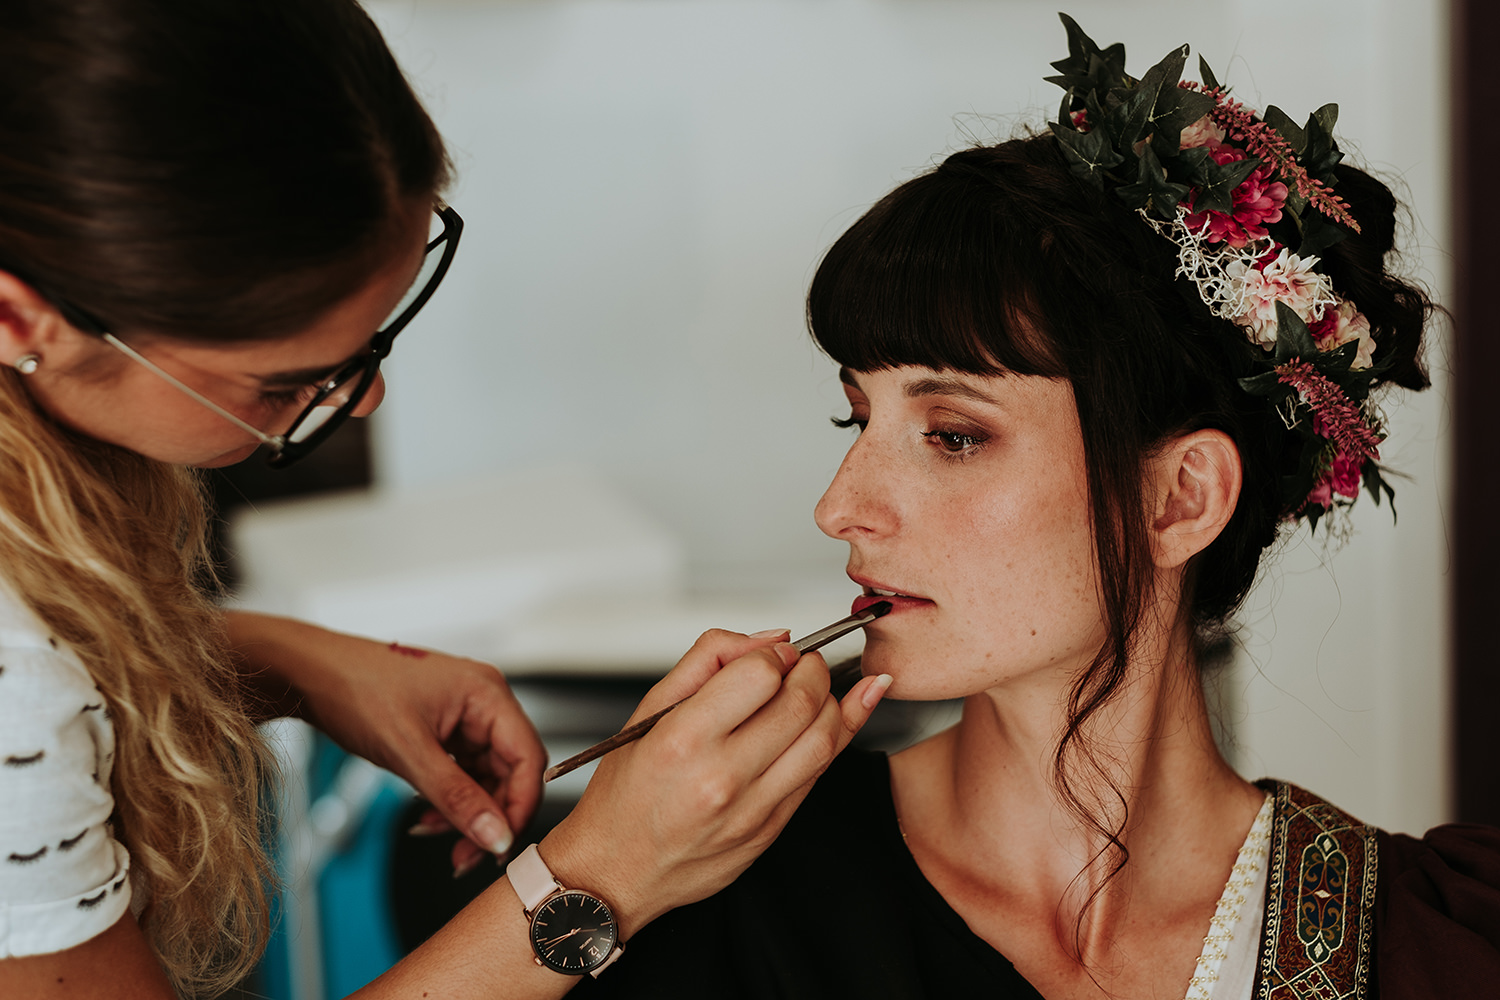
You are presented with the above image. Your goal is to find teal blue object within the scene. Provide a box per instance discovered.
[319,780,406,995]
[252,737,407,999]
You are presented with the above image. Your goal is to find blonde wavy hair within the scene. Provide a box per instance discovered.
[0,371,273,996]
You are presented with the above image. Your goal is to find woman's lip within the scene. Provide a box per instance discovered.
[852,593,932,616]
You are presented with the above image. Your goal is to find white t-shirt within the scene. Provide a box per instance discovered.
[0,580,131,957]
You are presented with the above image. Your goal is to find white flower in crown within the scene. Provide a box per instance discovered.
[1223,247,1339,349]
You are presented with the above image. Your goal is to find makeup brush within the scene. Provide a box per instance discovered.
[542,601,892,782]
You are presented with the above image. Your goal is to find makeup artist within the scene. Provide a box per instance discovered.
[0,2,890,998]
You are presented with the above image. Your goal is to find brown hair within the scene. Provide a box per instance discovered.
[0,0,450,993]
[808,133,1433,933]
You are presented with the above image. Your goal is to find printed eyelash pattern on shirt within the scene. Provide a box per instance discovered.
[0,580,133,958]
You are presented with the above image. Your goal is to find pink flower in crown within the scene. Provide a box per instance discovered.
[1183,146,1290,248]
[1308,299,1376,369]
[1226,249,1331,348]
[1306,450,1364,510]
[1178,114,1226,150]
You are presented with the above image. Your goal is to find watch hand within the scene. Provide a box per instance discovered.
[538,927,587,948]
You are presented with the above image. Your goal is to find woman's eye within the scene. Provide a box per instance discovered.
[922,428,986,454]
[259,385,317,408]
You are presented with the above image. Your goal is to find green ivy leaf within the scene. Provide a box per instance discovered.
[1045,13,1129,96]
[1198,55,1220,92]
[1238,370,1285,397]
[1192,154,1261,215]
[1262,105,1307,155]
[1301,103,1344,180]
[1273,301,1318,362]
[1305,502,1324,532]
[1117,144,1190,216]
[1174,144,1214,187]
[1117,42,1188,152]
[1147,86,1217,161]
[1048,121,1124,189]
[1298,208,1351,257]
[1363,462,1398,518]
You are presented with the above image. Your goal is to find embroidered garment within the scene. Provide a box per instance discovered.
[1188,792,1273,999]
[0,579,130,957]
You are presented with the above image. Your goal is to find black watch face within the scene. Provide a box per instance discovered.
[529,890,619,975]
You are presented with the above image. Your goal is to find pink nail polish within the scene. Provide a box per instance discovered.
[862,674,893,710]
[749,628,789,639]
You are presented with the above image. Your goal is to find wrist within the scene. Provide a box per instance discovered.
[508,842,626,977]
[538,823,656,941]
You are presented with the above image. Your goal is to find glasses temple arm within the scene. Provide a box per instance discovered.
[101,334,282,448]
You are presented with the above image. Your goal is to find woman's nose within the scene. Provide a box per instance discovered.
[814,435,892,540]
[351,370,386,418]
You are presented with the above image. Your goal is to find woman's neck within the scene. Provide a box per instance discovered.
[889,626,1263,955]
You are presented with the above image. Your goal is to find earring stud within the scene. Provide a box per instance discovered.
[14,354,39,375]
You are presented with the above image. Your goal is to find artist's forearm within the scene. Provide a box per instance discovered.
[222,610,339,722]
[352,874,581,1000]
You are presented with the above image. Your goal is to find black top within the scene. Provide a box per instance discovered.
[572,749,1044,999]
[572,749,1500,999]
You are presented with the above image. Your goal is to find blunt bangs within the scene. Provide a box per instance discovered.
[807,164,1067,379]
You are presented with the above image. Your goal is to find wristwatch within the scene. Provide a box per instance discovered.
[507,843,624,977]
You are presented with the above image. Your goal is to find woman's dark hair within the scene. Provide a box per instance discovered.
[808,134,1433,921]
[0,0,450,341]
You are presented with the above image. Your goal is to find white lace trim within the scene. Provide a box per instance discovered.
[1183,793,1274,1000]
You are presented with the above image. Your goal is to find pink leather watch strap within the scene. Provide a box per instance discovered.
[506,844,561,913]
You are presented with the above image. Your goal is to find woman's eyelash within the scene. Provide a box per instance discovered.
[259,385,316,407]
[830,414,866,430]
[922,428,988,455]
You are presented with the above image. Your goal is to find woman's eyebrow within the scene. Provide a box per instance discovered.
[902,374,1002,406]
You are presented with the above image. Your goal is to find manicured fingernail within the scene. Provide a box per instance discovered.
[862,674,893,710]
[750,628,789,639]
[452,853,484,879]
[472,812,513,856]
[407,822,447,837]
[773,641,799,667]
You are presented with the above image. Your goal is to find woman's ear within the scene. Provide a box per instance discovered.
[1149,429,1242,569]
[0,270,69,367]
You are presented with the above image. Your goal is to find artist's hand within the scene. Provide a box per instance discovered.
[537,628,890,937]
[226,612,545,875]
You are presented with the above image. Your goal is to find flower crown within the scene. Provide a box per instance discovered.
[1045,13,1393,534]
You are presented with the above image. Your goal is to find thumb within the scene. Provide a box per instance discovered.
[411,748,514,856]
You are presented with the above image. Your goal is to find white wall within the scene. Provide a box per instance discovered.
[362,0,1453,833]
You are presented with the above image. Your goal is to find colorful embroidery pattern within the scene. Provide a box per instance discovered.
[1255,782,1378,999]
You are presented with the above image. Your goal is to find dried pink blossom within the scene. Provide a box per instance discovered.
[1184,146,1289,249]
[1182,84,1361,234]
[1276,359,1383,466]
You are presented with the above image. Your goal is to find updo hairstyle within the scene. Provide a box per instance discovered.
[808,133,1434,889]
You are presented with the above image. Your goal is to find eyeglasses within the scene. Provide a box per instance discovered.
[55,203,463,468]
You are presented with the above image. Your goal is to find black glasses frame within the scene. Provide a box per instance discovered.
[43,203,464,469]
[267,204,464,467]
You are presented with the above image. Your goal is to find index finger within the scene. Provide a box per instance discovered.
[625,627,790,724]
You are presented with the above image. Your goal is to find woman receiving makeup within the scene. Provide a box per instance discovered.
[0,2,891,998]
[577,18,1500,1000]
